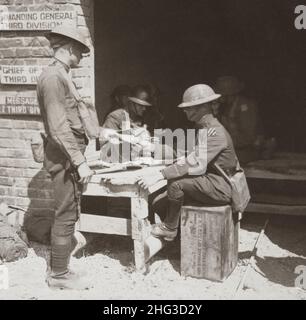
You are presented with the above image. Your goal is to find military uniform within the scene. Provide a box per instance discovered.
[102,108,143,131]
[37,60,87,274]
[219,95,262,163]
[101,105,150,216]
[153,113,237,229]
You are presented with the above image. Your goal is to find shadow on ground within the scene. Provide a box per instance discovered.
[242,213,306,257]
[80,231,181,273]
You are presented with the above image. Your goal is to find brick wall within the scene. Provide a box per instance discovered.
[0,0,94,217]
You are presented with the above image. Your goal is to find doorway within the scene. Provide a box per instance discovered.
[94,0,306,151]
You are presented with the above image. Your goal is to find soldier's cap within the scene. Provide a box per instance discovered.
[46,24,90,54]
[215,76,244,96]
[128,86,152,107]
[178,84,221,108]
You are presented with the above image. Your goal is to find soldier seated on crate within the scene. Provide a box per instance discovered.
[136,84,238,241]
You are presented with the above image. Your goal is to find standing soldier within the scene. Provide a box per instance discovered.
[37,25,98,289]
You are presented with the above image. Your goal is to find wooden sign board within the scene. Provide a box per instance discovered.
[0,92,40,116]
[0,7,76,31]
[0,65,44,85]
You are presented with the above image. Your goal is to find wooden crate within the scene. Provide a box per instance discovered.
[180,205,238,282]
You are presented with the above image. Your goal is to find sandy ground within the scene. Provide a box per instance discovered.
[1,213,306,300]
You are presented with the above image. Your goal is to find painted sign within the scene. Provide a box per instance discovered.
[0,92,40,115]
[0,6,76,31]
[0,65,44,85]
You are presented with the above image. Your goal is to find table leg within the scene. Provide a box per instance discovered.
[131,195,151,272]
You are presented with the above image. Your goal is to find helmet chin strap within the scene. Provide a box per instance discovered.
[54,50,72,70]
[128,102,139,120]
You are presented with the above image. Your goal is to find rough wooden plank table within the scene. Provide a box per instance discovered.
[76,166,167,272]
[244,153,306,216]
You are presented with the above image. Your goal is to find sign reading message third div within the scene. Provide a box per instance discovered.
[0,91,40,116]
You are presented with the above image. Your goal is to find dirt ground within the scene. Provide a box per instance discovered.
[1,213,306,300]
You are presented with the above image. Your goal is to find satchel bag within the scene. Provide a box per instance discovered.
[59,67,100,140]
[31,132,47,163]
[214,160,251,213]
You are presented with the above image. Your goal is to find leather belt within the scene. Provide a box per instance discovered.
[208,165,236,178]
[223,168,237,177]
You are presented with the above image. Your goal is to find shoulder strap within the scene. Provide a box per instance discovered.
[58,67,82,102]
[213,163,232,186]
[58,66,100,139]
[235,156,241,170]
[214,155,241,186]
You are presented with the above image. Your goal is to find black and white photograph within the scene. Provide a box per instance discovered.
[0,0,306,303]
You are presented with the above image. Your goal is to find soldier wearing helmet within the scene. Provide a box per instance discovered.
[136,84,238,241]
[102,85,153,131]
[37,24,95,290]
[100,85,156,161]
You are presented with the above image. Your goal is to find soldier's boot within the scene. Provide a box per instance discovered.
[47,270,92,290]
[151,197,183,241]
[151,222,178,241]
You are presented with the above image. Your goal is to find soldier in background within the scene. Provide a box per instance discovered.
[109,85,131,112]
[102,85,152,132]
[215,76,265,164]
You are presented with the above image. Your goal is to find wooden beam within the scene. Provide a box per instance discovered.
[245,168,306,181]
[83,182,139,198]
[245,203,306,216]
[88,165,166,189]
[131,197,150,240]
[131,196,150,271]
[77,213,132,235]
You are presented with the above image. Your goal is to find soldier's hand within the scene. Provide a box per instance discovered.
[77,162,93,184]
[100,128,119,141]
[136,170,164,189]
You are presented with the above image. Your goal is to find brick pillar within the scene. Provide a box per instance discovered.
[0,0,95,218]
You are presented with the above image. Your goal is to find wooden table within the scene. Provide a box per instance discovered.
[76,166,167,272]
[244,153,306,216]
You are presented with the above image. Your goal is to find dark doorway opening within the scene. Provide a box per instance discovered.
[94,0,306,152]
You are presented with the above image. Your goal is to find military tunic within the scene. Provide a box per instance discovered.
[37,60,87,274]
[220,95,263,163]
[153,113,238,229]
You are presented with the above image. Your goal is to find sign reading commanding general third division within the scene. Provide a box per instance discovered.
[0,7,76,31]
